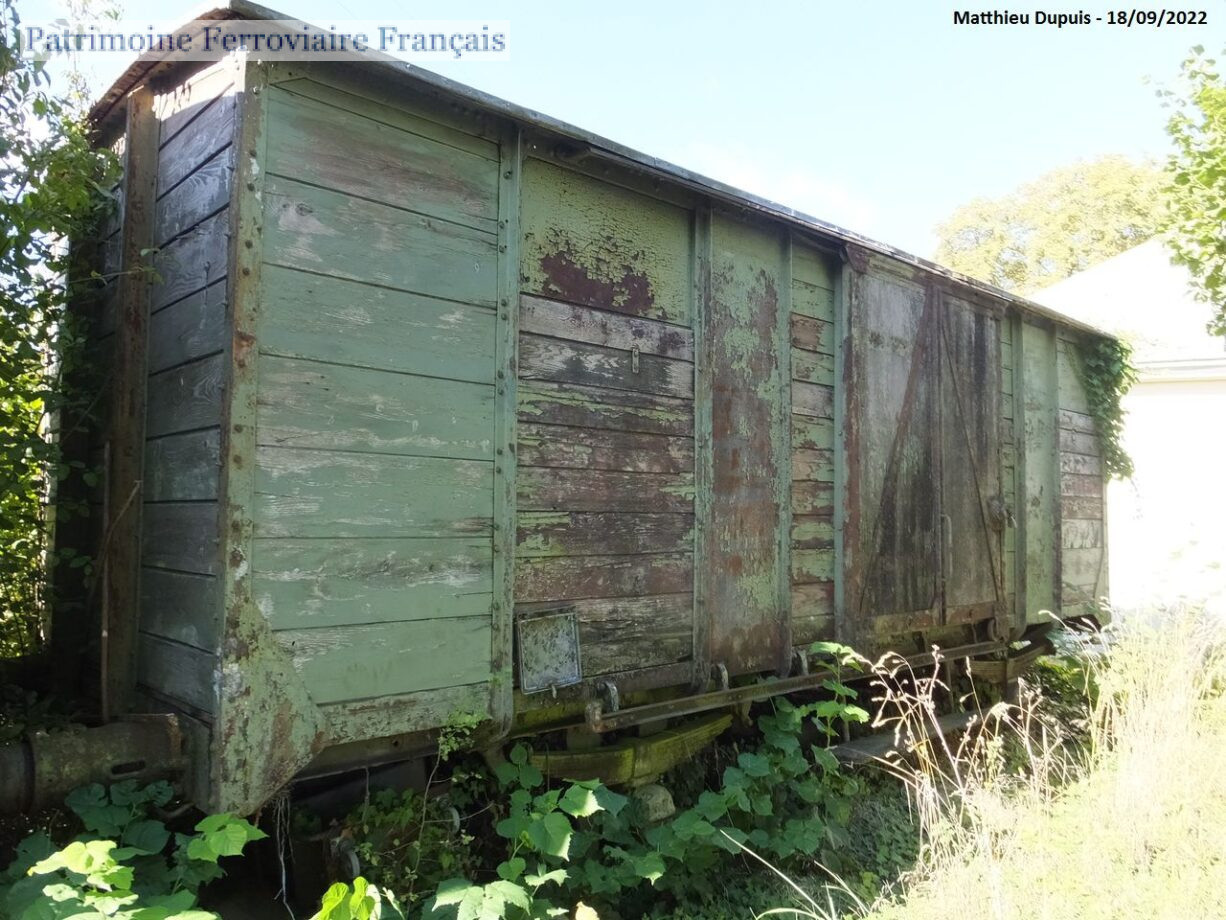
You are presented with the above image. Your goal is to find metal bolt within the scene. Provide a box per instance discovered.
[504,170,513,179]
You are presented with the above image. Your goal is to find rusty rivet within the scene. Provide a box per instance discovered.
[493,544,500,554]
[496,370,505,379]
[500,297,508,307]
[500,312,508,321]
[244,240,253,249]
[503,169,513,179]
[246,182,255,191]
[242,267,251,276]
[498,244,507,253]
[496,447,504,455]
[495,466,503,474]
[497,387,505,395]
[493,601,501,611]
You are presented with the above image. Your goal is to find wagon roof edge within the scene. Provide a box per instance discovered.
[87,0,1114,340]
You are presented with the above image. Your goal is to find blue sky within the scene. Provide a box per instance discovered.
[28,0,1210,257]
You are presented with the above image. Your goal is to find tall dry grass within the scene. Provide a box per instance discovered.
[762,608,1226,920]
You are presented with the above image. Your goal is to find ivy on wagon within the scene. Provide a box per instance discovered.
[1074,337,1137,480]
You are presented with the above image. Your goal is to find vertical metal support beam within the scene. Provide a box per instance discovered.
[690,203,712,689]
[213,57,326,814]
[103,84,158,718]
[492,125,523,732]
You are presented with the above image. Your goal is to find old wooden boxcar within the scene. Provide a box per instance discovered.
[59,3,1111,813]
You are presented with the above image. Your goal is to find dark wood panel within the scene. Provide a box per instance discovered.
[157,89,235,194]
[518,334,693,399]
[136,634,217,714]
[145,354,225,438]
[517,467,693,513]
[141,503,219,575]
[525,594,692,676]
[144,429,220,502]
[517,423,692,473]
[517,381,693,437]
[140,568,221,651]
[147,280,226,373]
[157,63,233,146]
[515,553,692,603]
[155,145,234,245]
[517,511,693,557]
[519,294,694,360]
[150,209,229,311]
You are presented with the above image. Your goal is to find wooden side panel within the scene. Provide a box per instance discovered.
[1000,316,1019,627]
[703,215,789,676]
[1056,335,1107,614]
[135,62,237,716]
[514,160,696,683]
[845,268,940,632]
[1019,322,1060,621]
[789,244,836,646]
[253,81,501,719]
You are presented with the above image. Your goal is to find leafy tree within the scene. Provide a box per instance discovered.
[0,0,116,656]
[1162,45,1226,337]
[932,156,1164,294]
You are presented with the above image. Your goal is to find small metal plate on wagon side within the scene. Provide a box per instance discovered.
[517,609,582,694]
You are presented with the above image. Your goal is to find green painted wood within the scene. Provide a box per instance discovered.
[136,634,217,714]
[254,447,492,538]
[253,537,492,630]
[791,514,834,550]
[792,449,834,482]
[792,415,834,452]
[518,423,692,473]
[144,429,221,501]
[520,294,694,360]
[1020,321,1059,620]
[515,553,693,603]
[792,244,837,290]
[1056,343,1091,414]
[139,567,220,652]
[320,682,491,746]
[517,467,694,513]
[703,214,789,676]
[516,511,694,557]
[267,73,499,158]
[792,548,835,584]
[266,86,498,234]
[792,349,835,386]
[259,266,495,384]
[517,381,692,436]
[276,617,491,705]
[521,158,693,326]
[257,356,495,459]
[792,481,835,516]
[262,175,497,307]
[791,280,835,321]
[518,333,694,399]
[146,280,226,374]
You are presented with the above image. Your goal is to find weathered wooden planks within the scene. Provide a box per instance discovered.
[1055,334,1106,605]
[277,617,492,705]
[518,334,694,398]
[518,423,692,473]
[254,447,492,538]
[515,553,693,603]
[257,357,495,459]
[258,266,496,384]
[521,158,693,326]
[136,634,217,714]
[144,429,221,502]
[141,503,221,575]
[262,175,497,307]
[147,281,226,374]
[518,381,692,436]
[517,511,693,557]
[140,568,221,652]
[266,86,498,234]
[520,294,694,360]
[145,355,226,438]
[517,467,694,513]
[254,538,493,631]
